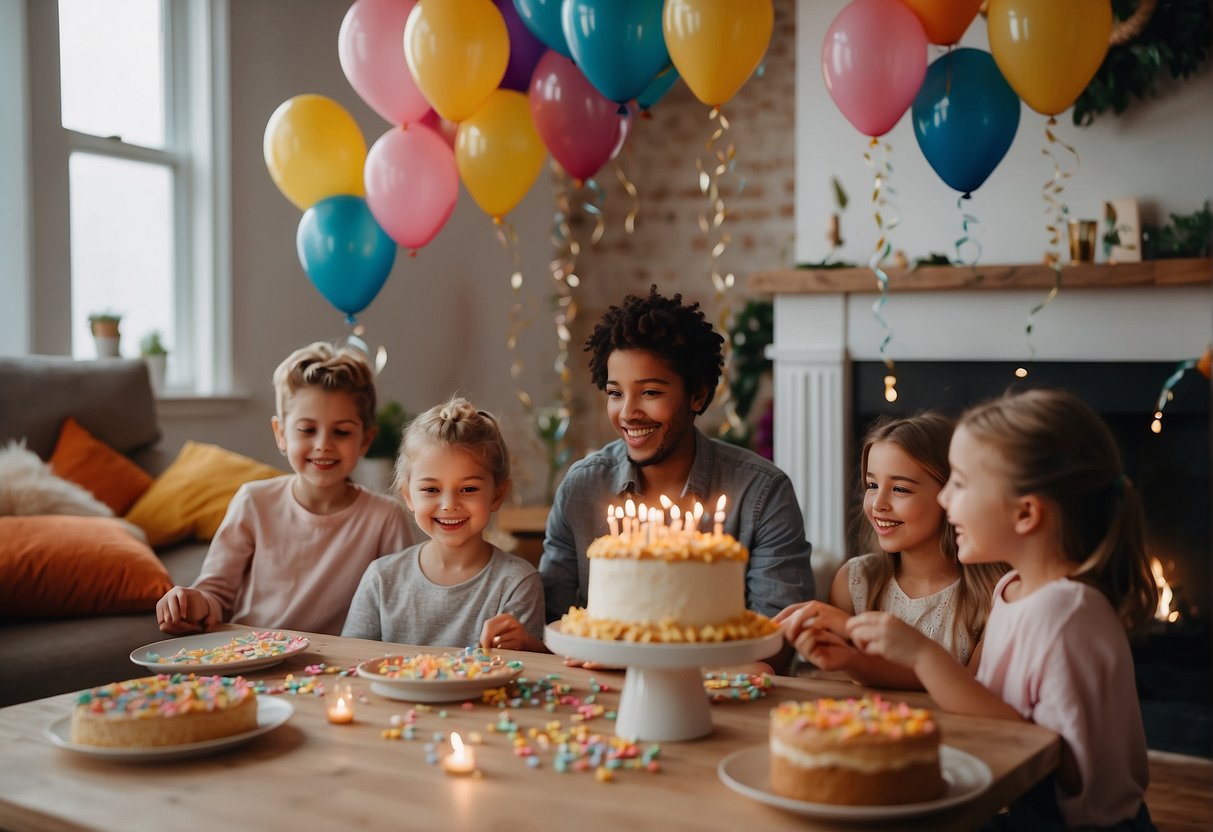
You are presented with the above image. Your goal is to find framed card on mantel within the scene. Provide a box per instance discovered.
[1103,197,1142,263]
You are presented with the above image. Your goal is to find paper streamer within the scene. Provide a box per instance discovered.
[1150,356,1198,434]
[953,194,983,266]
[494,219,532,410]
[346,325,388,375]
[863,137,900,403]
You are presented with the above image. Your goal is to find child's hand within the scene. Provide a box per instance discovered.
[795,627,858,672]
[156,587,216,635]
[479,614,529,652]
[845,611,930,669]
[774,600,850,639]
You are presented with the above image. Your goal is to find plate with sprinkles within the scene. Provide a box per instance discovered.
[356,647,524,703]
[130,630,311,674]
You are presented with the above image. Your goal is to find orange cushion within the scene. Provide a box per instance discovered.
[49,417,154,515]
[124,441,284,547]
[0,516,173,616]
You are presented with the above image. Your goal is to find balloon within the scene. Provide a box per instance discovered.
[263,95,367,211]
[988,0,1113,116]
[418,109,458,149]
[337,0,430,126]
[513,0,570,58]
[495,0,546,92]
[663,0,773,107]
[529,51,622,183]
[561,0,669,106]
[638,65,680,111]
[365,124,459,250]
[900,0,983,46]
[296,196,396,319]
[912,49,1021,196]
[455,89,547,220]
[821,0,927,137]
[404,0,509,122]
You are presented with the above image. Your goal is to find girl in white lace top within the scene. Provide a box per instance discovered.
[774,413,1007,689]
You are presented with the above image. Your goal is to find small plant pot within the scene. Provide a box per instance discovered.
[92,335,121,358]
[144,354,167,392]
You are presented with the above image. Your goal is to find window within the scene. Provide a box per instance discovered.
[57,0,229,393]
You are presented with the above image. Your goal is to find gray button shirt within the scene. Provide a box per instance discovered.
[539,428,815,621]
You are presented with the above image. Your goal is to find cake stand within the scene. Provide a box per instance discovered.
[544,623,783,742]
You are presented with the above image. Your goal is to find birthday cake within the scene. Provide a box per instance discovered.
[769,697,944,806]
[559,519,775,642]
[70,674,258,748]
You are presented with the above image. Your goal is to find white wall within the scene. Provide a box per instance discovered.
[795,0,1213,266]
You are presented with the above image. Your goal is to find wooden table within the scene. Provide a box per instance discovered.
[0,627,1059,831]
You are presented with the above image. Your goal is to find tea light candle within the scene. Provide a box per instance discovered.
[326,682,355,724]
[441,731,476,775]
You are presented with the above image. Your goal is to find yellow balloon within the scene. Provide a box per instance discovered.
[404,0,509,123]
[455,90,546,221]
[263,95,366,211]
[988,0,1112,116]
[662,0,774,107]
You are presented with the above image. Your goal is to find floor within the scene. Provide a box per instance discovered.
[1145,750,1213,832]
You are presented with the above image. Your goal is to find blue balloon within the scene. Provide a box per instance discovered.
[561,0,669,106]
[638,65,679,111]
[911,48,1021,197]
[296,195,396,322]
[514,0,571,58]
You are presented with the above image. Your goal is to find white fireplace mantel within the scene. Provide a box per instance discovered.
[753,260,1213,570]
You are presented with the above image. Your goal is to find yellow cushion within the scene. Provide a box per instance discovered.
[124,441,284,547]
[49,417,154,515]
[0,516,173,616]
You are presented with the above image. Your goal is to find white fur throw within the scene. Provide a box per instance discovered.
[0,441,147,543]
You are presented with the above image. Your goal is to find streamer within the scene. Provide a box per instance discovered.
[494,219,532,410]
[863,137,900,403]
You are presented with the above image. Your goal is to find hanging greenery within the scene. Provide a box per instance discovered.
[1141,201,1212,259]
[1072,0,1212,127]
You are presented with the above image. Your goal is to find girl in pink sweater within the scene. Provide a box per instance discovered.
[848,389,1158,831]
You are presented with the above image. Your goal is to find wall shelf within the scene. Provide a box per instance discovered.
[749,257,1211,295]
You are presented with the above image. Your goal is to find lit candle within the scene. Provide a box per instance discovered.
[714,495,726,537]
[441,731,477,775]
[608,505,619,537]
[625,499,636,537]
[326,682,355,724]
[669,504,681,532]
[693,501,704,531]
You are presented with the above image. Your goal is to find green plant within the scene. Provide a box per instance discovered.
[139,331,167,356]
[721,299,774,450]
[1141,201,1211,259]
[87,311,122,325]
[534,404,571,504]
[1073,0,1212,126]
[366,401,409,459]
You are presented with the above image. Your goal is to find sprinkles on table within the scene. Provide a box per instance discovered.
[149,630,309,665]
[703,671,773,703]
[368,646,522,681]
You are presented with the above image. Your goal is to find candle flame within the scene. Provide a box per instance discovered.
[1150,557,1180,623]
[659,494,673,509]
[716,495,726,512]
[450,731,466,755]
[670,505,681,522]
[625,499,636,518]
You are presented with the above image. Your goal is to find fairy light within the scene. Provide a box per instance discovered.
[1014,367,1029,379]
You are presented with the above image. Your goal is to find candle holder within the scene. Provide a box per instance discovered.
[1068,218,1098,263]
[326,681,356,724]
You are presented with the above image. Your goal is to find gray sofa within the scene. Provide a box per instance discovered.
[0,356,209,706]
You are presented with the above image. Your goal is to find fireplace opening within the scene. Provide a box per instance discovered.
[851,360,1211,757]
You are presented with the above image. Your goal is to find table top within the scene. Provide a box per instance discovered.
[0,626,1059,832]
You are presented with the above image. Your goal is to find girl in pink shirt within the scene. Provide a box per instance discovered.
[847,389,1158,831]
[155,342,412,636]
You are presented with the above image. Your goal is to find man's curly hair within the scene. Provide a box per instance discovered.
[585,286,724,415]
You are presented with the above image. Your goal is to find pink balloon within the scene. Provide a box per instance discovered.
[528,50,623,183]
[364,124,458,250]
[339,0,431,126]
[821,0,927,137]
[418,109,459,150]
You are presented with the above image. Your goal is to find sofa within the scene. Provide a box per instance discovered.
[0,356,210,706]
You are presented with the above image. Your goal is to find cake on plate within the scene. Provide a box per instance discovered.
[70,674,258,748]
[769,696,944,805]
[559,524,776,642]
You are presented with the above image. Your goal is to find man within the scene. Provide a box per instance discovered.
[540,287,815,655]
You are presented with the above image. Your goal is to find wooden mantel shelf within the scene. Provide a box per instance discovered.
[748,257,1211,295]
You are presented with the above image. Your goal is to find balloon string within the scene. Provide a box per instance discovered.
[346,325,388,375]
[1150,357,1197,434]
[1023,117,1080,368]
[582,177,606,247]
[697,106,742,436]
[614,153,639,236]
[494,219,532,410]
[548,161,578,413]
[863,137,899,403]
[954,194,983,266]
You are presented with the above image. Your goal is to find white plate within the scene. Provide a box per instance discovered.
[356,657,523,703]
[130,631,311,674]
[718,744,992,821]
[46,696,293,762]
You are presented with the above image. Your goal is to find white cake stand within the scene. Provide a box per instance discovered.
[544,622,783,742]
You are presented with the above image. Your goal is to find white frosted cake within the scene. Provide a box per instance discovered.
[559,528,775,642]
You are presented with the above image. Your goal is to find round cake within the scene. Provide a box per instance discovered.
[70,674,258,748]
[769,696,944,806]
[559,527,775,642]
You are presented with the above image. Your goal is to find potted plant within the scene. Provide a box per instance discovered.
[139,330,168,392]
[354,401,409,492]
[87,312,122,358]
